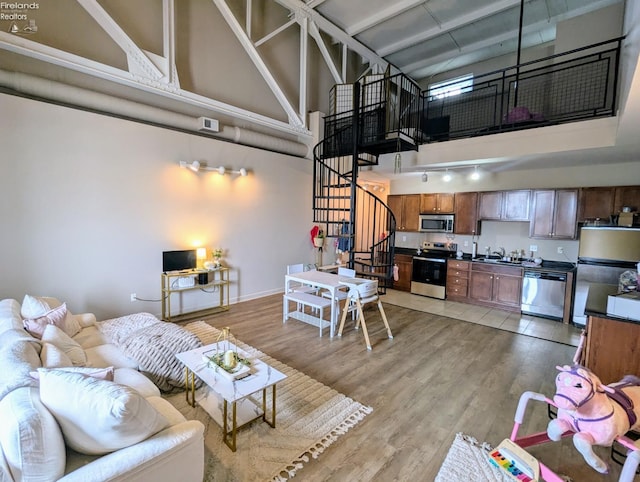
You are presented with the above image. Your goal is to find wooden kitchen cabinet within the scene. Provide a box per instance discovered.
[529,189,578,239]
[387,194,420,231]
[478,190,530,221]
[614,185,640,214]
[581,315,640,384]
[469,263,523,311]
[420,193,455,214]
[393,254,413,292]
[446,260,470,300]
[578,187,616,222]
[454,191,480,235]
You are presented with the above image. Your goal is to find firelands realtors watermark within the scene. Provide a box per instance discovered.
[1,2,39,34]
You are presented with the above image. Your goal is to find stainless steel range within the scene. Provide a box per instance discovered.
[410,242,457,299]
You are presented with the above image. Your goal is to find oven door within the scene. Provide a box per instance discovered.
[410,257,447,299]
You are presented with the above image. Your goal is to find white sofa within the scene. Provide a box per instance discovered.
[0,297,205,482]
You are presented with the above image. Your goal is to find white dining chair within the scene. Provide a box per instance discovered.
[322,267,357,319]
[287,263,318,313]
[337,279,393,350]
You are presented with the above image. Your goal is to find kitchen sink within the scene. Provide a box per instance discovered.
[479,258,522,265]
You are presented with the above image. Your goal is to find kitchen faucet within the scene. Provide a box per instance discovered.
[493,247,506,258]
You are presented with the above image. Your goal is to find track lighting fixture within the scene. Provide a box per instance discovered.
[421,171,428,183]
[470,165,480,180]
[179,161,249,176]
[442,169,452,182]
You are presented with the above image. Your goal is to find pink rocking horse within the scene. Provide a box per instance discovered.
[547,364,640,474]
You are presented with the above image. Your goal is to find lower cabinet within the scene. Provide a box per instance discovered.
[581,315,640,384]
[469,264,523,311]
[446,260,470,300]
[393,254,413,292]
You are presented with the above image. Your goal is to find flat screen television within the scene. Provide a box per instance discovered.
[162,249,197,272]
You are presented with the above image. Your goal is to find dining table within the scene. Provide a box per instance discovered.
[284,269,363,337]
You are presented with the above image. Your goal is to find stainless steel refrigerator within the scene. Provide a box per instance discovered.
[573,227,640,325]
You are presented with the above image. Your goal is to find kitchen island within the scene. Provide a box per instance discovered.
[579,283,640,384]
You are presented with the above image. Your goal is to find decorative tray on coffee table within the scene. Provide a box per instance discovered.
[202,349,252,380]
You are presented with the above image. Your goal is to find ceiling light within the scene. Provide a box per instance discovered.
[179,160,202,172]
[443,169,452,182]
[217,166,226,175]
[239,168,247,177]
[470,165,480,180]
[421,171,428,183]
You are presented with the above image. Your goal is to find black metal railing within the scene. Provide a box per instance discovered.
[325,73,422,157]
[312,127,397,289]
[422,37,624,141]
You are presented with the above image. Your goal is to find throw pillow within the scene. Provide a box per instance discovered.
[31,366,115,382]
[40,342,73,368]
[20,294,51,319]
[20,295,82,337]
[22,303,68,339]
[41,325,87,366]
[0,386,66,481]
[38,370,169,455]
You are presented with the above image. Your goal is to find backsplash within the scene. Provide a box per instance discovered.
[395,221,579,262]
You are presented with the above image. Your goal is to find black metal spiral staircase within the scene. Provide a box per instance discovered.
[312,77,421,290]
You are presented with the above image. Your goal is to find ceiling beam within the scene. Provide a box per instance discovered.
[162,0,180,87]
[274,0,389,71]
[0,31,310,137]
[346,0,426,36]
[309,21,343,84]
[76,0,163,81]
[378,0,521,57]
[212,0,304,128]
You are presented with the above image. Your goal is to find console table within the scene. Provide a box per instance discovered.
[161,268,230,322]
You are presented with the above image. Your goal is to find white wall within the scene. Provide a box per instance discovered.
[0,94,317,319]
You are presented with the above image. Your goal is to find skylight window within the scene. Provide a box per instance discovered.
[428,74,473,100]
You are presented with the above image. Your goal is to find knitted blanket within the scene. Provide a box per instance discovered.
[98,314,202,392]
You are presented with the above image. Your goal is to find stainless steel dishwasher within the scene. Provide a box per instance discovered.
[521,270,567,321]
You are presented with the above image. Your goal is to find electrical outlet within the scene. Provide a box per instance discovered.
[402,235,407,242]
[130,293,137,302]
[464,241,469,247]
[557,246,564,254]
[529,245,538,252]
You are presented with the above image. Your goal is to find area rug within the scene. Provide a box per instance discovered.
[435,433,511,482]
[165,321,372,482]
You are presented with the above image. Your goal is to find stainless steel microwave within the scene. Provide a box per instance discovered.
[419,214,454,233]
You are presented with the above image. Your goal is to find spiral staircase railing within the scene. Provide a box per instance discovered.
[312,127,396,291]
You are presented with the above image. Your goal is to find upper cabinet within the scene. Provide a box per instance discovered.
[530,189,578,239]
[614,186,640,214]
[387,194,420,231]
[578,186,640,223]
[578,187,616,222]
[454,192,480,235]
[478,190,530,221]
[420,193,455,214]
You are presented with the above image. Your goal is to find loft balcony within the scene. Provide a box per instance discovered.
[322,37,624,159]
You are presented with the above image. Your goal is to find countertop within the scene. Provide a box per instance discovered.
[584,283,640,324]
[394,247,576,272]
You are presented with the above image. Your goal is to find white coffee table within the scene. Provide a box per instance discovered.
[176,342,287,451]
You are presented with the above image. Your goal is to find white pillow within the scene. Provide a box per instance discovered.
[40,342,73,368]
[20,294,51,319]
[41,325,87,366]
[38,370,169,455]
[0,387,65,481]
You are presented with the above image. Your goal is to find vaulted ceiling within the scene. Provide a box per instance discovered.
[0,0,637,176]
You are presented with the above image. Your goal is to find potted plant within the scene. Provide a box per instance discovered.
[313,230,324,248]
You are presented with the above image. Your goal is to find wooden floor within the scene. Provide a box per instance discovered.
[196,294,626,481]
